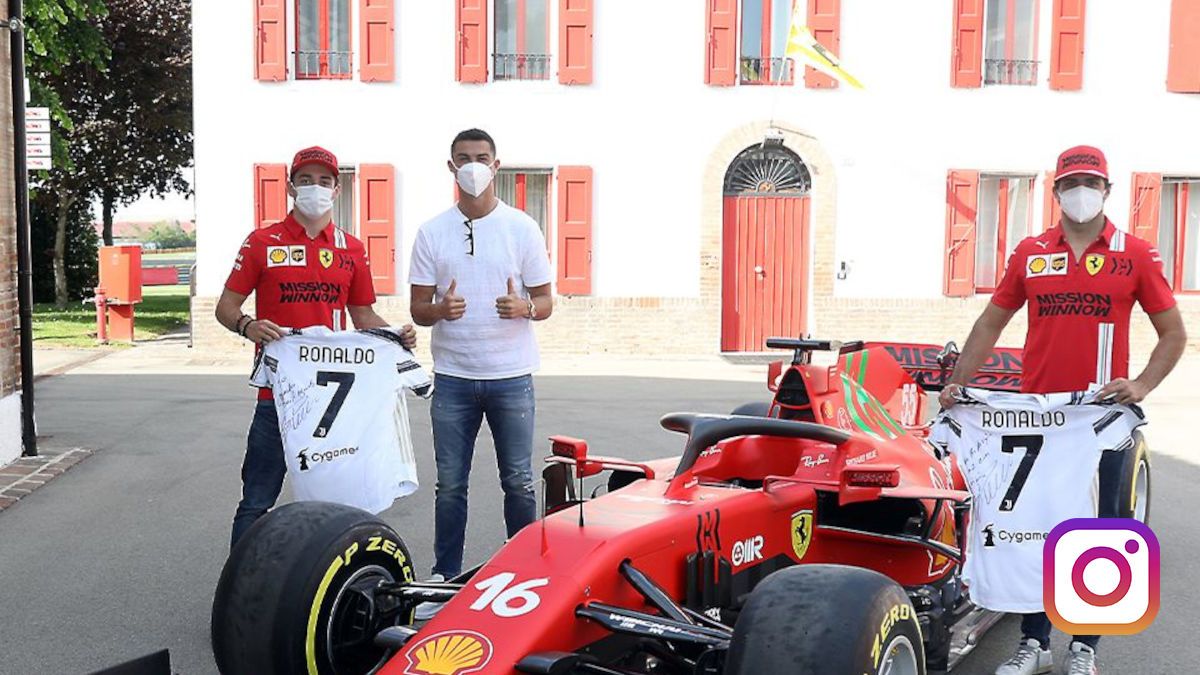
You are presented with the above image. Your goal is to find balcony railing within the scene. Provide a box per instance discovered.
[739,57,795,85]
[295,50,353,79]
[493,53,551,81]
[984,59,1039,86]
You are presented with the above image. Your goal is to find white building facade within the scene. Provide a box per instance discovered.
[192,0,1200,359]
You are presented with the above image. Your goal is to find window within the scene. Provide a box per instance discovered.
[1158,179,1200,292]
[945,169,1035,296]
[296,0,352,79]
[494,0,550,80]
[983,0,1038,85]
[975,174,1034,290]
[739,0,795,85]
[334,167,356,234]
[496,169,552,238]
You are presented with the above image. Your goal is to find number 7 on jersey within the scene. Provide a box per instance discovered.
[313,370,355,438]
[999,434,1044,512]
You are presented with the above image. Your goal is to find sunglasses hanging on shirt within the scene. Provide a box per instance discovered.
[463,218,475,256]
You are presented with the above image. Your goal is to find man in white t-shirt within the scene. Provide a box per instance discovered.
[408,129,554,615]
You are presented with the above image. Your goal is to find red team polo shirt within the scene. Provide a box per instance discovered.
[991,219,1175,393]
[225,214,376,399]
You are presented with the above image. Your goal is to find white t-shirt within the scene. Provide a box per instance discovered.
[250,326,433,514]
[408,201,553,379]
[930,388,1144,612]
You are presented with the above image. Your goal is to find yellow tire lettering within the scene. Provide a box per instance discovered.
[382,539,397,555]
[367,536,382,552]
[306,554,347,674]
[871,634,881,667]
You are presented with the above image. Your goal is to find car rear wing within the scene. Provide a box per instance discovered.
[863,341,1024,393]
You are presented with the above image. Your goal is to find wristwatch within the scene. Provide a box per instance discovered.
[527,298,537,319]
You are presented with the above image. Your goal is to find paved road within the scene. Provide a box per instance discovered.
[0,372,1196,674]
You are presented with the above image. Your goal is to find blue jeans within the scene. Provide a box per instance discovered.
[430,374,537,577]
[1020,447,1125,651]
[230,400,286,548]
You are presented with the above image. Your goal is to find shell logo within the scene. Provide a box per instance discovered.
[403,630,494,675]
[1028,256,1047,274]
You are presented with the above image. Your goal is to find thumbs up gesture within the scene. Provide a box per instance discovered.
[439,278,467,321]
[495,277,529,320]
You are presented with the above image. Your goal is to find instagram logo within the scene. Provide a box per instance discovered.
[1044,518,1160,635]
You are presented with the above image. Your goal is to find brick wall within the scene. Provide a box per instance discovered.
[0,4,21,399]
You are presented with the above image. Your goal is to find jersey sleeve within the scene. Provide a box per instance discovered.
[396,350,433,399]
[1135,246,1177,314]
[521,221,554,288]
[990,251,1027,310]
[225,234,263,296]
[347,243,377,306]
[408,228,437,287]
[249,344,279,388]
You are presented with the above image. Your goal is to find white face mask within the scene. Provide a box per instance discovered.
[455,162,495,198]
[1059,185,1105,223]
[293,184,335,219]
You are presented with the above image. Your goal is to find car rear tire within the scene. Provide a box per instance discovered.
[1117,430,1151,524]
[730,401,772,417]
[726,564,925,675]
[211,502,416,675]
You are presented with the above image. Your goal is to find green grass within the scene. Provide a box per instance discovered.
[33,285,190,348]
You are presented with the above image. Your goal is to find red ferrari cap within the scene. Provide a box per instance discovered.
[1054,145,1108,182]
[290,146,339,179]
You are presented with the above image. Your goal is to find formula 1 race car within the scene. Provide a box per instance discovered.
[209,337,1150,675]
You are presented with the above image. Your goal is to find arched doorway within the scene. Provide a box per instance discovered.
[721,142,811,352]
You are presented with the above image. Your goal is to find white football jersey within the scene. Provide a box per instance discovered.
[930,388,1144,612]
[251,326,433,514]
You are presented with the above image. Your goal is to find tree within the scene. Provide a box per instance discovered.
[31,0,194,308]
[30,192,98,304]
[24,0,108,308]
[137,221,195,250]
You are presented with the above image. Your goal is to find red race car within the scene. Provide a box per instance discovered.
[209,338,1132,675]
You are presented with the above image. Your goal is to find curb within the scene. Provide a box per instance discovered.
[0,448,94,512]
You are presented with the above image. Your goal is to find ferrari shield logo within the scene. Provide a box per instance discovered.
[791,510,814,560]
[1085,253,1105,276]
[319,248,334,269]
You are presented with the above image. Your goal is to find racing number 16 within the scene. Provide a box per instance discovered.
[999,434,1044,512]
[471,572,550,618]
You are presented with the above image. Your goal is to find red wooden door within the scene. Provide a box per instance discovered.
[721,195,809,352]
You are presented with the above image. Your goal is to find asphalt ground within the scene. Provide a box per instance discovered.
[0,371,1196,674]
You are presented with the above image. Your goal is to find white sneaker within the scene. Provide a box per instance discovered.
[995,638,1053,675]
[414,574,447,621]
[1066,642,1098,675]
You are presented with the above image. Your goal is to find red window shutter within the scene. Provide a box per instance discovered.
[951,0,984,88]
[360,0,395,82]
[358,164,397,295]
[1050,0,1087,90]
[945,170,979,297]
[254,0,287,81]
[253,164,289,229]
[559,0,594,84]
[1129,173,1163,245]
[556,166,593,295]
[1042,171,1061,232]
[1168,0,1200,92]
[805,0,841,89]
[705,0,737,86]
[456,0,488,83]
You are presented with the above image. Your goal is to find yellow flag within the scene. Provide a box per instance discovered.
[785,8,864,89]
